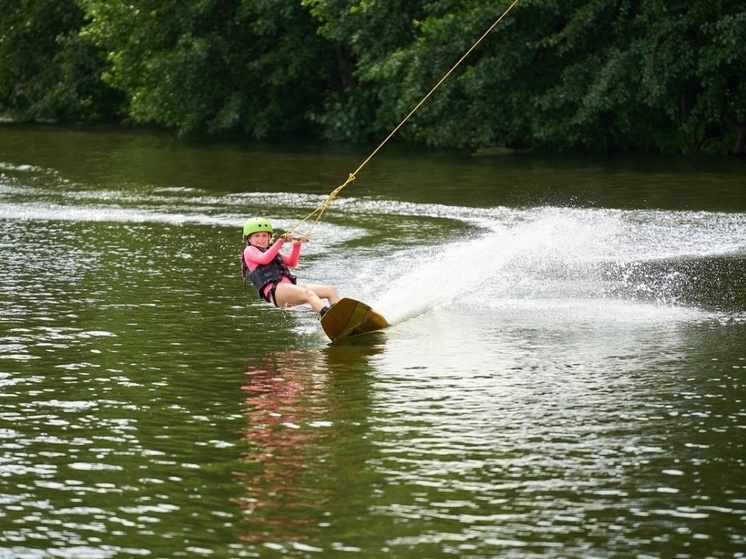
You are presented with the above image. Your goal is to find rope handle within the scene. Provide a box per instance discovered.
[278,232,310,243]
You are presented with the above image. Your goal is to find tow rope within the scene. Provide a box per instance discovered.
[283,0,522,242]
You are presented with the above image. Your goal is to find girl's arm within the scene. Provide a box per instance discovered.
[282,242,302,268]
[244,240,285,268]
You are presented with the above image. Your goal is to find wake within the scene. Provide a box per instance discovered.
[356,207,745,323]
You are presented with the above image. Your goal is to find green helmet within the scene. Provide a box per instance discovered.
[243,217,273,238]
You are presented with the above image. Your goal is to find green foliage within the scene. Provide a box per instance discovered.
[303,0,746,154]
[80,0,335,137]
[0,0,743,153]
[302,0,427,141]
[0,0,119,121]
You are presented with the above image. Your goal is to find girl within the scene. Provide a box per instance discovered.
[242,217,340,316]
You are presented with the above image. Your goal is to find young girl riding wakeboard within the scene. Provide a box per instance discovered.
[242,217,340,317]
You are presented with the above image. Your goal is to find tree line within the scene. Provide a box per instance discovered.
[1,0,744,154]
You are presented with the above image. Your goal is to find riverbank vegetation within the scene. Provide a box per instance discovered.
[1,0,744,154]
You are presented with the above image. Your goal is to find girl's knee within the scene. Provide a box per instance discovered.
[326,286,340,303]
[297,286,314,302]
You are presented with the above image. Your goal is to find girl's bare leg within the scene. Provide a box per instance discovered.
[304,283,340,306]
[274,283,340,313]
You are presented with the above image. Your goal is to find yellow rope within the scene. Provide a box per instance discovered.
[285,0,522,241]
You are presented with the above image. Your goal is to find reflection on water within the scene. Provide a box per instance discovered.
[1,126,745,558]
[239,351,330,545]
[238,343,385,551]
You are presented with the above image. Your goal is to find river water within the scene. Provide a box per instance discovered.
[1,124,745,558]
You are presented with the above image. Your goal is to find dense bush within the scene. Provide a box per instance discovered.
[1,0,743,154]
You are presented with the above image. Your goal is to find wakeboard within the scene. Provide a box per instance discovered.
[320,298,390,342]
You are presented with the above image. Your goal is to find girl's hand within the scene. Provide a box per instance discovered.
[280,232,307,243]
